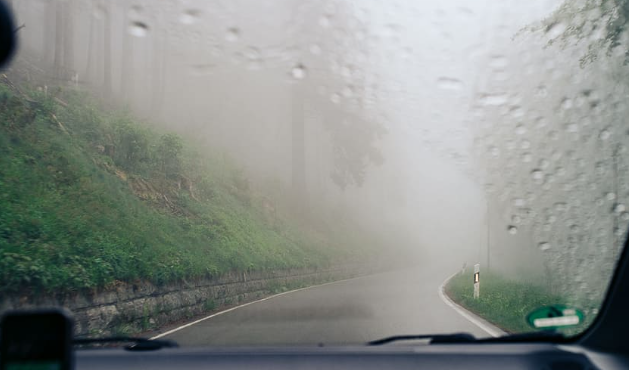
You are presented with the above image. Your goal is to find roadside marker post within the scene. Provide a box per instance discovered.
[473,264,480,299]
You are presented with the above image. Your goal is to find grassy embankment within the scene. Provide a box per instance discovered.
[445,271,594,335]
[0,78,374,295]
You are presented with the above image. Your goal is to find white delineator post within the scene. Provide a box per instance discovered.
[473,264,480,299]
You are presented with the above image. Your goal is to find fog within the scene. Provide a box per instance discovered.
[8,0,629,302]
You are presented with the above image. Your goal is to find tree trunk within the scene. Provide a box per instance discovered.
[102,0,112,99]
[150,10,165,117]
[62,0,74,80]
[53,0,64,80]
[291,82,307,211]
[85,2,95,82]
[43,1,55,65]
[120,4,133,100]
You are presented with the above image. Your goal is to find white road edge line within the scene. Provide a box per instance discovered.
[150,274,367,340]
[438,273,507,338]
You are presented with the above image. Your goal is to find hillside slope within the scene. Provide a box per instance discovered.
[0,76,366,295]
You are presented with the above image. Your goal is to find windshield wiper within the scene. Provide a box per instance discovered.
[73,336,178,351]
[368,332,476,345]
[368,330,566,346]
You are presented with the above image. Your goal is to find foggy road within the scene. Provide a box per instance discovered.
[158,268,494,346]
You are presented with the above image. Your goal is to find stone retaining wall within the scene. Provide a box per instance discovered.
[0,265,374,337]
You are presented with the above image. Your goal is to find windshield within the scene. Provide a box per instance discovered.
[1,0,627,346]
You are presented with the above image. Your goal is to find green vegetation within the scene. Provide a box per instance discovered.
[0,80,367,295]
[445,272,593,335]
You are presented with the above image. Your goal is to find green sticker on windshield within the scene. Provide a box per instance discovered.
[526,305,584,330]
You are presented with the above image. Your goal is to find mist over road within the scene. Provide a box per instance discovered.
[161,266,490,346]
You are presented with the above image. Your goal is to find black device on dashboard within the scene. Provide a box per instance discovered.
[0,309,73,370]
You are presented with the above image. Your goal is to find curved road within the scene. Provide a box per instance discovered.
[158,267,491,346]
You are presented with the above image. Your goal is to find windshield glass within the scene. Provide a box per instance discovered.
[1,0,627,346]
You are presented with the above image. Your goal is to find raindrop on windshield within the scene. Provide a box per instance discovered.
[599,129,611,141]
[539,159,550,169]
[129,21,149,37]
[507,226,518,235]
[479,93,508,106]
[291,64,307,80]
[180,9,201,25]
[437,77,464,91]
[539,242,551,251]
[319,15,331,28]
[531,169,544,183]
[613,203,626,213]
[561,98,573,110]
[546,21,567,39]
[566,122,579,133]
[226,27,240,42]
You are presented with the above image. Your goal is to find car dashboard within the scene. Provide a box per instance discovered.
[73,343,628,370]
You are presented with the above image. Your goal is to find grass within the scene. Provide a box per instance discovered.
[0,80,372,295]
[445,271,594,335]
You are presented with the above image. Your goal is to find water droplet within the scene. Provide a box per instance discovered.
[566,122,579,133]
[556,167,565,176]
[180,9,201,24]
[621,212,629,221]
[561,98,573,110]
[546,21,566,39]
[190,63,216,76]
[570,224,580,233]
[521,140,531,149]
[531,169,545,183]
[437,77,464,91]
[522,153,532,163]
[507,225,518,235]
[291,64,307,80]
[613,203,626,213]
[489,55,508,69]
[488,146,500,157]
[342,85,354,98]
[511,215,522,224]
[309,44,321,55]
[319,15,331,28]
[535,86,548,97]
[606,192,617,201]
[515,124,526,135]
[539,159,550,169]
[226,27,240,42]
[539,242,551,251]
[599,129,611,141]
[330,93,340,104]
[129,21,149,37]
[514,198,525,207]
[479,93,508,106]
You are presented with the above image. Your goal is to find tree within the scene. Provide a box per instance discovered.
[157,133,184,177]
[290,0,386,195]
[538,0,629,66]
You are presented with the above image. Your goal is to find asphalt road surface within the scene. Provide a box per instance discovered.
[162,267,491,346]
